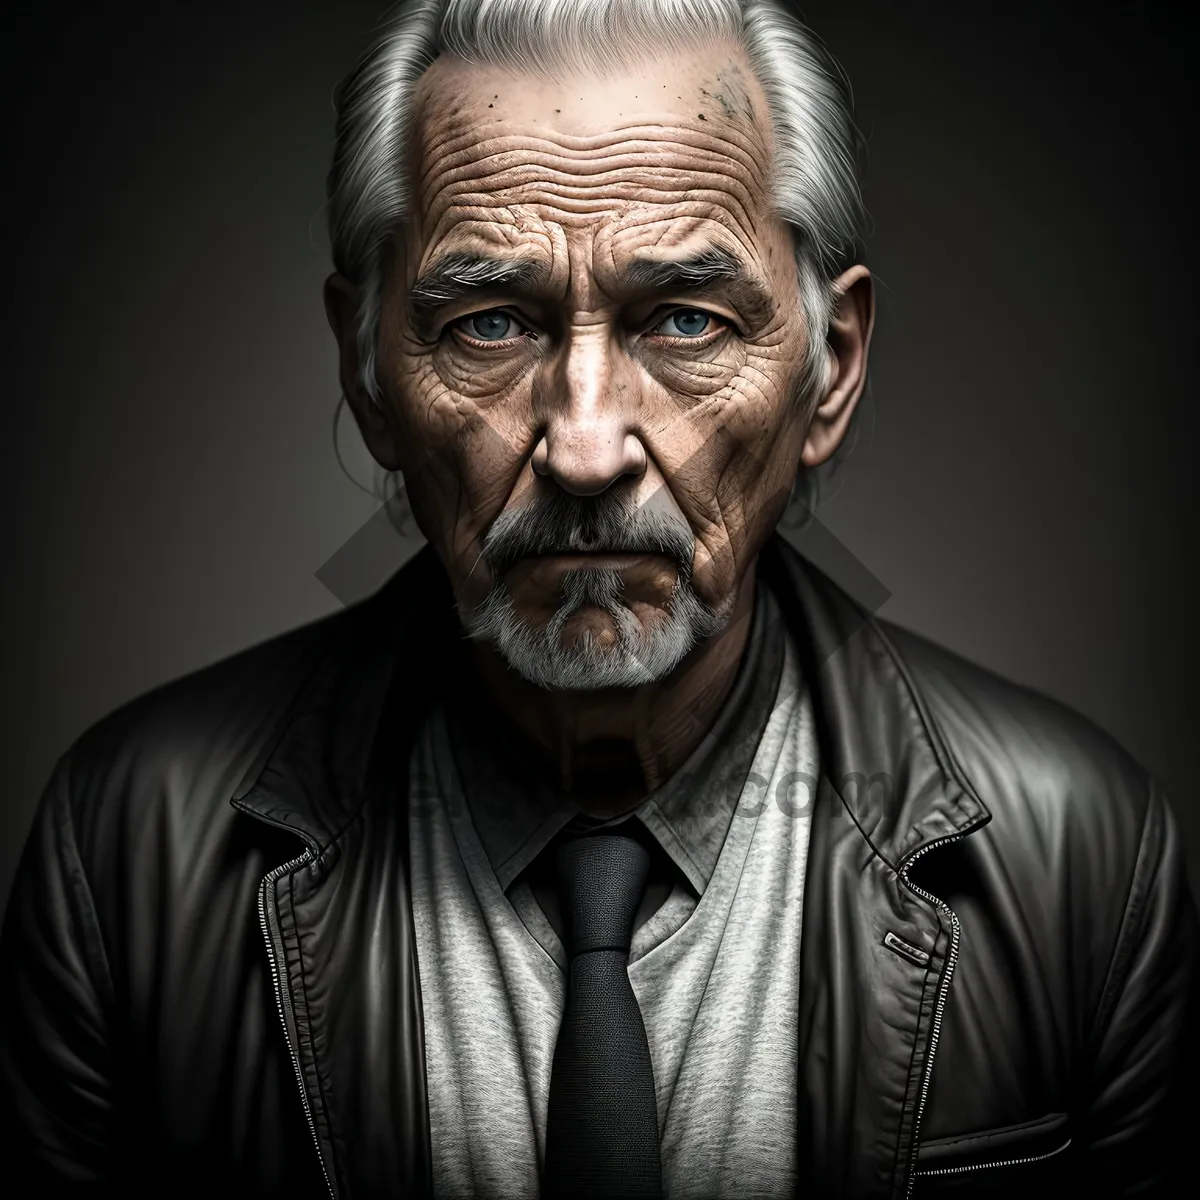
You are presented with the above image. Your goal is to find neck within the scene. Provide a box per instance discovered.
[467,563,759,818]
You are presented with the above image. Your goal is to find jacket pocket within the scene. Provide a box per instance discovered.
[912,1112,1071,1195]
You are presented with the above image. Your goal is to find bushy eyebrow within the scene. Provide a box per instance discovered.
[406,242,776,335]
[622,245,745,291]
[407,251,550,334]
[621,245,776,326]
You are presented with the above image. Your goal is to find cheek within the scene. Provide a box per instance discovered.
[661,348,803,511]
[384,356,538,591]
[430,338,538,399]
[640,336,748,402]
[638,338,795,482]
[655,351,806,598]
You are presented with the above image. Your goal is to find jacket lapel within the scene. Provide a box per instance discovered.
[231,547,450,1198]
[232,537,990,1199]
[760,539,990,1198]
[793,771,957,1197]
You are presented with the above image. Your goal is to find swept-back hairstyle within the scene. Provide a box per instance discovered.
[327,0,866,418]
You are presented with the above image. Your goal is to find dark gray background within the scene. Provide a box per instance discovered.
[2,0,1196,910]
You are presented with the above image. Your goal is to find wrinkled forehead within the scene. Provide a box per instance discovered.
[403,42,779,271]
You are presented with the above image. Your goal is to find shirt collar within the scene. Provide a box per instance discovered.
[443,580,788,894]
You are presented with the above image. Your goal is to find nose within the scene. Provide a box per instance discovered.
[531,330,647,496]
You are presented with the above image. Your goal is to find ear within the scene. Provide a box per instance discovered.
[323,271,402,471]
[800,264,875,468]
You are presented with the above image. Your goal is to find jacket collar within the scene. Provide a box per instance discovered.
[232,534,992,864]
[758,536,991,866]
[230,534,994,1199]
[230,544,456,853]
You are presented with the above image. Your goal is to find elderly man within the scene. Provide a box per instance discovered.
[2,0,1196,1197]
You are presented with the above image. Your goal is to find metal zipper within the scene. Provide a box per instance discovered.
[898,831,965,1200]
[916,1136,1072,1177]
[258,848,337,1200]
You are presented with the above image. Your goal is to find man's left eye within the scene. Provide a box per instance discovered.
[654,309,720,338]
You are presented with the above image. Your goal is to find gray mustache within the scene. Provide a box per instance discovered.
[480,490,696,580]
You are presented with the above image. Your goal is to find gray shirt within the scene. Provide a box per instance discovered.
[408,583,817,1198]
[442,583,788,958]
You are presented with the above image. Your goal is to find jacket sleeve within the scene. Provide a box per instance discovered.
[1082,782,1200,1195]
[0,754,116,1190]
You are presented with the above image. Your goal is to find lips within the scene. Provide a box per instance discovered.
[505,551,679,600]
[526,551,664,568]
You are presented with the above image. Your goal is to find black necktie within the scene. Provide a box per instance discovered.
[542,832,663,1198]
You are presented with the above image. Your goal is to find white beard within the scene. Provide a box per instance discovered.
[464,565,734,691]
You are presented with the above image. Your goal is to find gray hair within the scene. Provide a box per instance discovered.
[328,0,866,505]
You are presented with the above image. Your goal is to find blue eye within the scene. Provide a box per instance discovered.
[656,309,717,338]
[460,311,521,341]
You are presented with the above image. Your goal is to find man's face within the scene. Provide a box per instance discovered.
[344,41,856,688]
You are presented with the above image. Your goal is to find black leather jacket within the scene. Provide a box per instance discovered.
[2,536,1196,1198]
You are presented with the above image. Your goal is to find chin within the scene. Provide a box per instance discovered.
[464,566,735,692]
[557,605,646,650]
